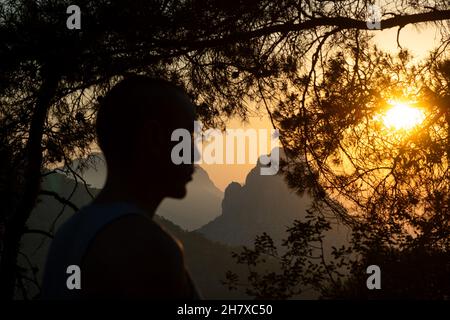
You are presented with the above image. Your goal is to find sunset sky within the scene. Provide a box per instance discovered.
[201,23,442,191]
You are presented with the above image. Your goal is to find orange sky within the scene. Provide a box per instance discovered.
[202,23,442,191]
[199,114,276,191]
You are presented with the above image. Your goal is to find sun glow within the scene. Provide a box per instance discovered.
[382,101,425,131]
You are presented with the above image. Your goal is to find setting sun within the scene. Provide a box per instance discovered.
[382,101,425,131]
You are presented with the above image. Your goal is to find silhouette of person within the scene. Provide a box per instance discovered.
[42,76,200,299]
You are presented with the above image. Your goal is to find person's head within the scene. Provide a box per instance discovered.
[96,75,196,199]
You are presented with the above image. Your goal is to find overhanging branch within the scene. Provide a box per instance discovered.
[39,190,79,212]
[154,10,450,50]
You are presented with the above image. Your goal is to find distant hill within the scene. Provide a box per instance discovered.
[197,160,311,246]
[197,160,350,253]
[155,216,249,299]
[67,153,223,230]
[20,173,247,299]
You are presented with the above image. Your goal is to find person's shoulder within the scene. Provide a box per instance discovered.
[89,213,183,262]
[81,214,188,298]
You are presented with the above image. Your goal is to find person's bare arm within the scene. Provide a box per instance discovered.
[81,214,190,299]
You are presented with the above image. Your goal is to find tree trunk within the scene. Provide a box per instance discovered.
[0,70,58,299]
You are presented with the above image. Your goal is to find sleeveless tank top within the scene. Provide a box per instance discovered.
[41,202,201,299]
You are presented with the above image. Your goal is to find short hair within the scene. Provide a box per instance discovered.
[96,75,187,163]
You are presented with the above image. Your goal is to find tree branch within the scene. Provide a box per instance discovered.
[39,190,79,212]
[23,228,54,239]
[153,10,450,50]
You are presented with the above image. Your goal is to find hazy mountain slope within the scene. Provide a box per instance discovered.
[68,153,223,230]
[197,161,311,246]
[157,166,223,230]
[20,173,247,299]
[197,161,350,251]
[155,216,249,299]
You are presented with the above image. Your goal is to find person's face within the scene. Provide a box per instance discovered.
[164,94,196,198]
[138,91,196,199]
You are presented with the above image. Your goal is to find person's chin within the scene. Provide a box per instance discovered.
[167,186,187,199]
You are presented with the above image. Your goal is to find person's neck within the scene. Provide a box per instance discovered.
[93,175,164,218]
